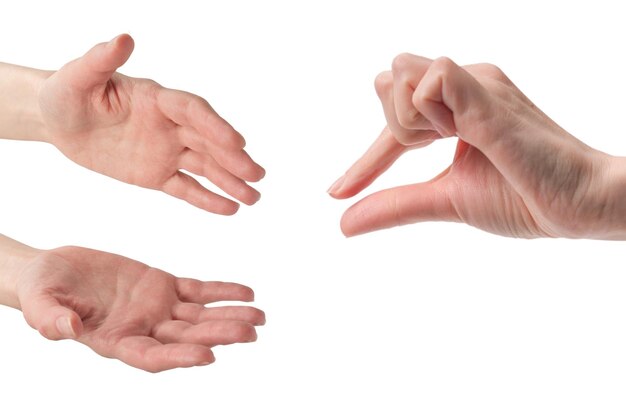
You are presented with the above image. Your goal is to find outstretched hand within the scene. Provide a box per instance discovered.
[15,246,265,372]
[39,34,265,215]
[330,54,614,239]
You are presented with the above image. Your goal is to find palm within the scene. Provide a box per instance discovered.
[16,246,264,372]
[435,140,549,238]
[38,35,265,214]
[41,74,182,188]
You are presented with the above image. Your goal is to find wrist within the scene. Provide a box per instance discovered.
[27,67,54,142]
[0,235,43,309]
[0,63,53,141]
[591,154,626,239]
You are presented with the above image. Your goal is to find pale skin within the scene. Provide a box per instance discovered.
[0,34,265,214]
[329,54,626,239]
[0,235,265,373]
[0,34,265,372]
[4,39,626,373]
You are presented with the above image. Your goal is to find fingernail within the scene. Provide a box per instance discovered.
[327,175,346,195]
[56,317,75,338]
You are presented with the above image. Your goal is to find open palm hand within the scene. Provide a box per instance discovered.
[15,245,265,372]
[39,34,265,214]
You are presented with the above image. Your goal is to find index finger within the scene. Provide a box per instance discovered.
[329,127,438,199]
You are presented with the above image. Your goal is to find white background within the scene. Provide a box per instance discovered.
[1,1,626,417]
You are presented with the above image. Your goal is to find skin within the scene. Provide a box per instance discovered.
[0,235,265,373]
[329,54,626,239]
[0,35,266,372]
[0,34,265,214]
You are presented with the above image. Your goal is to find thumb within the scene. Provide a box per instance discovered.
[22,295,83,341]
[62,34,135,91]
[411,57,490,144]
[340,179,458,237]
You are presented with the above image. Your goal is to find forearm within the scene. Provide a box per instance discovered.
[0,63,52,141]
[0,235,41,309]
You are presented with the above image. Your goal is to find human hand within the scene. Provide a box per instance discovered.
[38,34,265,215]
[13,245,265,372]
[329,54,622,239]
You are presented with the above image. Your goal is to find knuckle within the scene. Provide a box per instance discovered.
[374,71,392,94]
[412,87,429,107]
[478,63,508,81]
[396,111,416,128]
[391,52,415,73]
[190,94,210,109]
[432,56,456,73]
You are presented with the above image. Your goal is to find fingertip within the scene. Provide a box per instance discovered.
[391,52,419,73]
[110,33,134,50]
[245,189,262,206]
[223,205,240,216]
[229,201,241,214]
[54,313,82,340]
[102,33,134,69]
[238,323,258,343]
[256,310,267,326]
[55,317,75,339]
[212,200,239,216]
[223,282,255,302]
[327,175,346,197]
[242,161,266,183]
[340,212,359,237]
[374,71,393,96]
[195,350,216,366]
[330,189,357,200]
[255,165,266,181]
[171,346,216,370]
[240,286,255,302]
[167,347,217,371]
[328,174,368,200]
[340,203,376,237]
[341,225,355,238]
[236,186,261,206]
[249,327,258,342]
[329,181,362,200]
